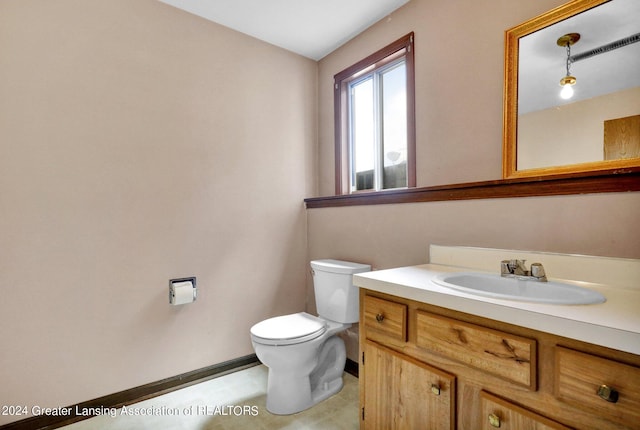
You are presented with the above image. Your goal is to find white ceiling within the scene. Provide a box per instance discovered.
[158,0,410,60]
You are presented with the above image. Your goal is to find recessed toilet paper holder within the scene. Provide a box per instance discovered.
[169,277,197,305]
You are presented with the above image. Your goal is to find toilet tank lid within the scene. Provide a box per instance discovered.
[310,259,371,274]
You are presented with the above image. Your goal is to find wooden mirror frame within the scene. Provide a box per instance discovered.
[502,0,640,179]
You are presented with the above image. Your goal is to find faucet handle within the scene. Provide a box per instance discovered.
[501,260,512,275]
[530,263,547,281]
[501,259,526,275]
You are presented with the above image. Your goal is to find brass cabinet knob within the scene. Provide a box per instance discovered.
[375,313,385,323]
[430,384,441,396]
[598,384,619,403]
[488,413,501,428]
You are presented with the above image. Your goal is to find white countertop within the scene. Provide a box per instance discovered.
[354,263,640,356]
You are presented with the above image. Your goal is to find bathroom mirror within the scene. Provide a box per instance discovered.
[503,0,640,178]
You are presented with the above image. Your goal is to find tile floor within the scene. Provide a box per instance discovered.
[63,364,359,430]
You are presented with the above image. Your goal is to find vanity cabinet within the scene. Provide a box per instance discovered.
[359,289,640,430]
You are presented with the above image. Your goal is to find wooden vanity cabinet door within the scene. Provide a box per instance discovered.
[362,340,455,430]
[480,391,572,430]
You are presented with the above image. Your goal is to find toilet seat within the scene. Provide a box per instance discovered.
[251,312,327,346]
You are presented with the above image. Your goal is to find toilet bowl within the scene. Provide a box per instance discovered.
[251,312,349,414]
[250,259,370,415]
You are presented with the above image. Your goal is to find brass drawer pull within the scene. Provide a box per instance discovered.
[488,413,501,428]
[597,384,619,403]
[430,384,441,396]
[375,313,385,323]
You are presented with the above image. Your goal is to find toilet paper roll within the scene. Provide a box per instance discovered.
[171,281,194,305]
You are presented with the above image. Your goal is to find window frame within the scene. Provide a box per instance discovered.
[334,32,416,195]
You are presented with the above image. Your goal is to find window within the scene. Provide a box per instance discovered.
[334,33,415,194]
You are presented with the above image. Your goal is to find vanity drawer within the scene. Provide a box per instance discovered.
[416,311,537,389]
[555,346,640,427]
[363,295,407,342]
[481,391,572,429]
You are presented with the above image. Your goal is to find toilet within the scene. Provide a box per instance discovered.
[250,259,371,415]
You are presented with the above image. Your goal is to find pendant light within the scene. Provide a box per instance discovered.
[557,33,580,100]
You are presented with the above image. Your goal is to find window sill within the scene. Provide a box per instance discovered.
[304,168,640,209]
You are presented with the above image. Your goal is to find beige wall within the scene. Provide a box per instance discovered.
[310,0,640,360]
[0,0,316,423]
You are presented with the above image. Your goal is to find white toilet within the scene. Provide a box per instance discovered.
[250,259,371,415]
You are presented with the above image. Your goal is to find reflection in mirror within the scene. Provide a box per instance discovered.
[503,0,640,178]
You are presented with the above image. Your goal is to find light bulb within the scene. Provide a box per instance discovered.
[560,83,574,99]
[559,75,576,100]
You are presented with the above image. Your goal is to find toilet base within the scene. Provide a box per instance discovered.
[264,335,347,415]
[310,374,344,405]
[265,372,345,415]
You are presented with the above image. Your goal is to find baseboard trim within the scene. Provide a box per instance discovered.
[345,358,359,378]
[0,354,259,430]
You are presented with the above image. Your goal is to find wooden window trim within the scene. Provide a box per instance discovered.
[305,167,640,208]
[334,32,416,195]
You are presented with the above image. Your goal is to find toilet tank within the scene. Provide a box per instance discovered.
[310,259,371,324]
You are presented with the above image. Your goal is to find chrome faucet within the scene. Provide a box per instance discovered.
[501,259,547,282]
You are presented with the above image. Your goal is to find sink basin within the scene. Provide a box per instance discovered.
[432,272,606,305]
